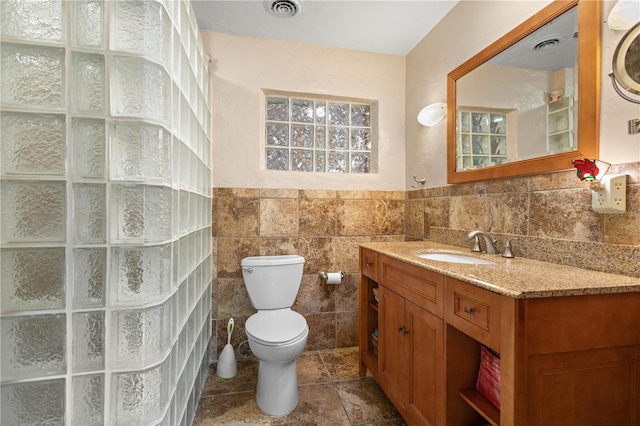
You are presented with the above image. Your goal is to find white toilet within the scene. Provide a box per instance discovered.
[241,255,309,416]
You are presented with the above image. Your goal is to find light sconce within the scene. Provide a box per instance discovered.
[607,0,640,30]
[417,102,447,126]
[572,158,627,214]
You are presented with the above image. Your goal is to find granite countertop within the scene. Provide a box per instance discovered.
[360,241,640,299]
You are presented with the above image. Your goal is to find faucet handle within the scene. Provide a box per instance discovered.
[502,238,517,258]
[471,236,482,252]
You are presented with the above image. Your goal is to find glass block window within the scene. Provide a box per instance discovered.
[265,96,373,173]
[456,111,507,170]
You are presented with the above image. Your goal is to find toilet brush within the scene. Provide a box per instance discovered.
[216,318,237,378]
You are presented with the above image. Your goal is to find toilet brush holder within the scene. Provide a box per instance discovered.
[216,318,237,378]
[216,344,237,378]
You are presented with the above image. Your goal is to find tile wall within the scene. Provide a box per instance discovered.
[407,161,640,277]
[210,189,405,355]
[211,162,639,355]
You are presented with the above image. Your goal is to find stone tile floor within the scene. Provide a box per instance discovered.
[194,346,408,425]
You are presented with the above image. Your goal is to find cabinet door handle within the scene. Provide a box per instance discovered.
[463,307,475,314]
[397,327,409,335]
[366,262,373,267]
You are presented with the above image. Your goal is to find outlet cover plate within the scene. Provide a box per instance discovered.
[592,174,626,214]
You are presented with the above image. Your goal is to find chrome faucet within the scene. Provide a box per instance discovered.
[467,230,497,254]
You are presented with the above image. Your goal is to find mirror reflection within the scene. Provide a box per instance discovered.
[455,6,578,172]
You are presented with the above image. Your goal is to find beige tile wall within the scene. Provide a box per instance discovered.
[211,188,405,356]
[211,162,640,357]
[406,162,640,277]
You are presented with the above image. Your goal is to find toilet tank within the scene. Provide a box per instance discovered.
[241,255,305,310]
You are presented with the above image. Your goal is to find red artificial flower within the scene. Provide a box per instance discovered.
[572,158,599,181]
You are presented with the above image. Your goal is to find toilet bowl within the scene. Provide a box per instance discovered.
[241,255,308,417]
[245,309,309,416]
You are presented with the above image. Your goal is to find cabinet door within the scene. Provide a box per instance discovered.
[406,300,445,426]
[528,345,640,426]
[379,285,409,406]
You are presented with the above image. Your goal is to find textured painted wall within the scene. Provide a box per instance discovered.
[201,31,407,191]
[406,0,640,189]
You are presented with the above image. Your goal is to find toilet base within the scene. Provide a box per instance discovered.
[256,358,299,416]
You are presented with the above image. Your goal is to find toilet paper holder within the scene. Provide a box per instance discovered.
[318,271,344,283]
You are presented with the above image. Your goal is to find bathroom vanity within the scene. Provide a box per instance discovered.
[359,241,640,426]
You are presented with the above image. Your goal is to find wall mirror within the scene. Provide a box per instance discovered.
[447,0,600,184]
[610,22,640,103]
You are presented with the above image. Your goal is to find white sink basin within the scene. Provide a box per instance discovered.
[416,252,496,265]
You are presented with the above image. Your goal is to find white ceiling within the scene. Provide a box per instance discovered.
[191,0,459,56]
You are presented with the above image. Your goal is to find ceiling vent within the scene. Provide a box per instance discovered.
[264,0,303,18]
[531,34,566,51]
[533,39,561,50]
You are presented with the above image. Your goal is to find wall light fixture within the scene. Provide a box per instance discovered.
[417,102,447,126]
[607,0,640,30]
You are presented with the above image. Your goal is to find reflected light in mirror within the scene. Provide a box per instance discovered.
[607,0,640,30]
[418,102,447,126]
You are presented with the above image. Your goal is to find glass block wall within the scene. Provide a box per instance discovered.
[265,96,373,173]
[0,1,213,425]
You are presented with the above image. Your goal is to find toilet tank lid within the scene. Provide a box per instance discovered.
[241,255,304,267]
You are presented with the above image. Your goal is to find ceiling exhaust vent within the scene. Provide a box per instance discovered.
[264,0,303,18]
[531,34,566,51]
[533,39,561,50]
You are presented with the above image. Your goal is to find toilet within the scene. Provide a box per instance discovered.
[241,255,309,416]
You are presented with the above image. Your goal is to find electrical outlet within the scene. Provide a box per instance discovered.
[592,174,626,214]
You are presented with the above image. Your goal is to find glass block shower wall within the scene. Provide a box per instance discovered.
[0,1,213,425]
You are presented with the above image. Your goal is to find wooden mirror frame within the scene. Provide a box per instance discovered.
[447,0,600,184]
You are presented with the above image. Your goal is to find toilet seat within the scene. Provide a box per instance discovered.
[245,310,308,346]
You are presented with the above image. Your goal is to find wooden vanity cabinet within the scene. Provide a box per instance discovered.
[360,249,640,426]
[520,293,640,426]
[361,253,445,426]
[444,278,512,426]
[379,285,445,426]
[446,278,640,426]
